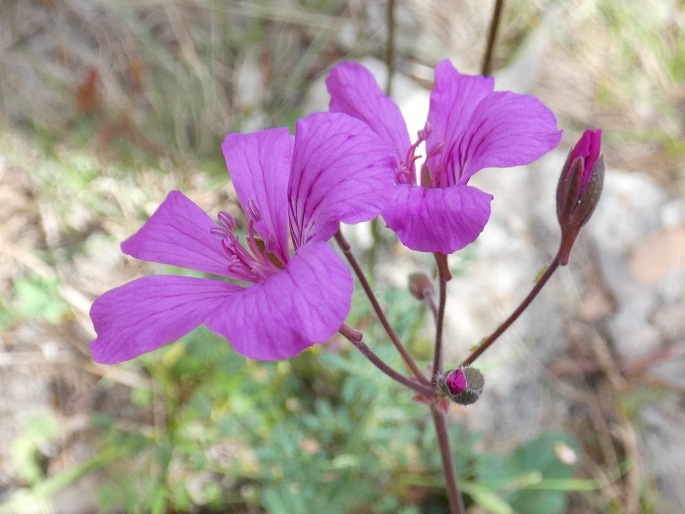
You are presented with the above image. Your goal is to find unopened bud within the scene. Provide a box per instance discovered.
[408,272,434,300]
[438,366,484,405]
[556,129,604,265]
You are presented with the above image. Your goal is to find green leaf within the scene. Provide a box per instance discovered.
[13,274,70,323]
[10,413,60,485]
[476,431,581,514]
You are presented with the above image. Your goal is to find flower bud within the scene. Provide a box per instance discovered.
[556,129,604,265]
[438,367,484,405]
[408,272,434,300]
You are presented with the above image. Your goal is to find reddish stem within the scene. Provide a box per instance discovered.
[431,404,466,514]
[339,324,435,398]
[432,253,451,384]
[461,251,562,367]
[335,229,429,384]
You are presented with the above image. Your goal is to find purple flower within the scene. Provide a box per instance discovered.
[556,129,604,265]
[326,60,563,254]
[89,112,395,363]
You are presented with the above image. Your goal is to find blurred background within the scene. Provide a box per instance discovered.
[1,0,684,512]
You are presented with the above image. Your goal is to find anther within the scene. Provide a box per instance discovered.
[427,140,446,158]
[210,226,228,239]
[247,199,262,222]
[217,211,237,230]
[417,121,433,141]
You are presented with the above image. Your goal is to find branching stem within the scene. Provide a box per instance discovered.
[335,229,429,384]
[339,324,435,398]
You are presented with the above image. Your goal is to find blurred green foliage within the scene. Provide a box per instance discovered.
[53,289,585,514]
[1,256,590,512]
[12,274,71,325]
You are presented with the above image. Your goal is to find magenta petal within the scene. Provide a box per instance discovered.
[426,60,495,186]
[446,368,468,395]
[90,275,242,364]
[458,91,562,182]
[383,184,493,254]
[326,61,410,162]
[288,112,395,246]
[204,241,352,360]
[121,191,230,276]
[222,128,293,264]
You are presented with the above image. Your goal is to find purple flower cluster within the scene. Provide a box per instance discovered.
[90,60,563,364]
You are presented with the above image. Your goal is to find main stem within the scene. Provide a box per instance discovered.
[431,404,466,514]
[461,251,562,367]
[335,229,429,384]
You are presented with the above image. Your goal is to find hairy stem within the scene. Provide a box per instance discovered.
[335,229,429,384]
[431,404,466,514]
[339,324,435,398]
[461,251,562,367]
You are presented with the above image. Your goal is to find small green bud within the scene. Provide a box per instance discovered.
[408,272,434,300]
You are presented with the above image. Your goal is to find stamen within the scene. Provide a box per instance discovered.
[247,199,262,222]
[421,161,446,188]
[419,139,447,188]
[212,203,284,282]
[395,163,414,185]
[399,122,436,185]
[221,239,261,281]
[217,211,237,230]
[427,140,445,158]
[246,219,266,265]
[263,233,276,253]
[417,120,433,141]
[210,226,228,239]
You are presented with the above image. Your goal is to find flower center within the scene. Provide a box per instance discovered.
[210,201,284,283]
[397,122,446,187]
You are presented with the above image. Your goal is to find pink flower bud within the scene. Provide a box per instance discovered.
[438,367,485,406]
[556,129,604,265]
[445,368,468,394]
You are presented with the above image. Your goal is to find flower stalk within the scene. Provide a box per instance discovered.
[461,130,604,366]
[432,253,451,384]
[461,250,562,367]
[338,324,435,398]
[335,229,430,385]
